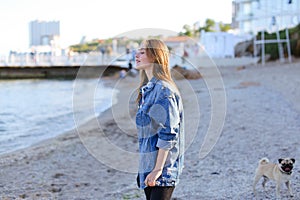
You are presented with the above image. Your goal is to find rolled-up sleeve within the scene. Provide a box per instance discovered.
[149,88,180,150]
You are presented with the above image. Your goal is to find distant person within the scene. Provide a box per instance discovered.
[100,47,105,55]
[100,47,105,64]
[119,69,126,79]
[181,49,188,64]
[126,47,130,55]
[128,60,133,70]
[131,48,136,63]
[67,49,73,65]
[135,39,184,200]
[30,49,36,64]
[106,46,113,60]
[128,60,138,77]
[126,48,133,67]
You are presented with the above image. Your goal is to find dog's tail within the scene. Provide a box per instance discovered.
[259,157,269,165]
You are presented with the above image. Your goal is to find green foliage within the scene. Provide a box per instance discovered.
[199,18,232,33]
[180,24,193,37]
[220,23,231,32]
[288,24,300,36]
[70,40,99,53]
[256,24,300,60]
[204,18,216,32]
[180,18,232,37]
[290,39,300,57]
[69,37,144,53]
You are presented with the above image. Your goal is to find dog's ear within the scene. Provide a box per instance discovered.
[291,158,295,163]
[278,159,283,163]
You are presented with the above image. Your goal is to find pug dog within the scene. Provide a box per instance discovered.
[253,157,295,198]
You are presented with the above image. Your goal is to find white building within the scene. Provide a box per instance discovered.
[29,20,61,56]
[29,20,60,46]
[232,0,300,35]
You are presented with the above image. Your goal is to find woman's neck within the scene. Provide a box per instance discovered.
[145,67,153,81]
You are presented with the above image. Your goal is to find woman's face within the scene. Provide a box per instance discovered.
[135,48,152,70]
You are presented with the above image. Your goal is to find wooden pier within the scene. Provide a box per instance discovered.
[0,65,125,79]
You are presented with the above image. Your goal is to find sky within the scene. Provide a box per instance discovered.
[0,0,233,56]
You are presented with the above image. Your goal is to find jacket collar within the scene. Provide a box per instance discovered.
[141,77,159,93]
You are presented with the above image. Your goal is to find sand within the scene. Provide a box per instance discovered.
[0,59,300,200]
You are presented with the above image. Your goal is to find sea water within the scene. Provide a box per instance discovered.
[0,78,115,154]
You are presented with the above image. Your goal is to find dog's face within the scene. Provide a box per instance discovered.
[278,158,295,173]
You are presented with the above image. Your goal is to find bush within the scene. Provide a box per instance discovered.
[255,24,300,60]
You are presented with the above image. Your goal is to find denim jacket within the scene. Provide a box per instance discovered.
[136,77,184,189]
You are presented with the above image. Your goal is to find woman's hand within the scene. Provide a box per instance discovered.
[144,148,169,187]
[144,169,162,187]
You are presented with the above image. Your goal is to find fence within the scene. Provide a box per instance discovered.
[0,52,117,67]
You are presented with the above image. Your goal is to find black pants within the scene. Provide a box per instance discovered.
[144,186,175,200]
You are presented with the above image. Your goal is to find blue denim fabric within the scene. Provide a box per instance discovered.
[136,77,184,189]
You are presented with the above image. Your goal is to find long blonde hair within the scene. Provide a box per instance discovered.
[136,39,177,103]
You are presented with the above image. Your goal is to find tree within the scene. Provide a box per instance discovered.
[220,23,231,32]
[198,18,216,32]
[197,18,231,33]
[180,24,193,37]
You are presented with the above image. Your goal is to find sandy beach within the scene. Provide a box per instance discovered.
[1,59,300,199]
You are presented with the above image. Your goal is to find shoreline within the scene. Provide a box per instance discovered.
[0,75,139,162]
[1,61,300,199]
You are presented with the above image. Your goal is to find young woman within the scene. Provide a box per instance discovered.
[135,39,184,200]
